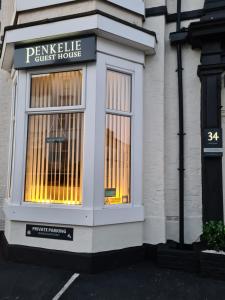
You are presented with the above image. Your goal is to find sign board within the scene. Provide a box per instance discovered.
[26,224,73,241]
[203,128,223,157]
[204,128,222,148]
[46,137,67,144]
[105,188,116,197]
[14,35,96,69]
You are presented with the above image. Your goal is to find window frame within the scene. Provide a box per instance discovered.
[93,53,143,212]
[26,68,86,114]
[104,68,133,207]
[6,71,18,199]
[23,68,86,206]
[14,65,87,209]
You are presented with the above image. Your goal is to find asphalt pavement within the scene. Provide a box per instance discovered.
[1,249,225,300]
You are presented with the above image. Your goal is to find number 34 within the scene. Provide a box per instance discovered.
[208,131,219,141]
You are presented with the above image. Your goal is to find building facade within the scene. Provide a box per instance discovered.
[0,0,224,271]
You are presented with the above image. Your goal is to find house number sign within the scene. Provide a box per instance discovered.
[204,128,222,148]
[203,128,223,156]
[14,35,96,69]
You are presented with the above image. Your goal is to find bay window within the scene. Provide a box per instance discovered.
[6,52,144,226]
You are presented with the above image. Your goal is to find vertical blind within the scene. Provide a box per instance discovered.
[24,71,83,205]
[104,70,131,205]
[31,70,82,108]
[106,70,131,112]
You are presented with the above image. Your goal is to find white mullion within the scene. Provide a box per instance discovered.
[26,106,85,114]
[71,113,75,204]
[75,114,80,204]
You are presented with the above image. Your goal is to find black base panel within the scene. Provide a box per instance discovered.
[3,233,225,280]
[144,243,158,261]
[0,233,145,274]
[157,243,200,273]
[200,252,225,281]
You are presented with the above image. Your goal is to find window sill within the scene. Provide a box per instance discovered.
[3,200,144,226]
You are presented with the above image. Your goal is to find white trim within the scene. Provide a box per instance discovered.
[1,14,155,71]
[204,148,223,153]
[6,73,18,199]
[11,71,28,204]
[94,53,143,211]
[4,201,144,225]
[16,0,145,16]
[97,37,145,65]
[22,66,87,207]
[107,0,144,15]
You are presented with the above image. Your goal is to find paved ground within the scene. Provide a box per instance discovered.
[1,250,225,300]
[0,250,73,300]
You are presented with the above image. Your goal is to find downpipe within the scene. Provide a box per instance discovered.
[176,0,185,247]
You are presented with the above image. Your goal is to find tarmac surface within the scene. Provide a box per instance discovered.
[1,250,225,300]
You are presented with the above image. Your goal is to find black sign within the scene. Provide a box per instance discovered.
[26,224,73,241]
[105,188,116,197]
[204,128,223,148]
[14,35,96,69]
[46,136,67,144]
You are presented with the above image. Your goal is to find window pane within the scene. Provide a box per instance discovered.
[24,113,83,205]
[106,70,131,112]
[104,114,131,205]
[31,70,82,108]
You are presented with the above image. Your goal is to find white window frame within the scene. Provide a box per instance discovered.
[23,66,86,207]
[104,68,133,207]
[6,70,18,199]
[92,53,143,218]
[5,52,144,226]
[10,64,88,208]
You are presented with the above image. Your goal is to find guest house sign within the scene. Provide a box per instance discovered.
[14,35,96,69]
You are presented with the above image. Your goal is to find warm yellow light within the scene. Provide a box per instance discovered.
[25,185,82,205]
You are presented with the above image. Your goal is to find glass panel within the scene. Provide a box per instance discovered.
[106,70,131,112]
[24,113,83,205]
[30,70,82,108]
[104,114,131,205]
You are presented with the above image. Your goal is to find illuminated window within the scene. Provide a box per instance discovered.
[104,70,131,205]
[24,70,84,205]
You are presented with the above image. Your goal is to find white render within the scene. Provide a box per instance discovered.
[0,0,211,250]
[5,220,142,253]
[15,0,145,16]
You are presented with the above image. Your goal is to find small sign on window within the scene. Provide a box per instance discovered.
[105,188,116,197]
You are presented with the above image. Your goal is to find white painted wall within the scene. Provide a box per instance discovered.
[17,1,142,27]
[5,220,143,253]
[0,71,12,231]
[164,20,202,243]
[0,0,212,246]
[167,0,204,14]
[0,0,14,231]
[143,15,166,245]
[16,0,144,15]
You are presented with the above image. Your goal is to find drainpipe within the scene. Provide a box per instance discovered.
[176,0,185,247]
